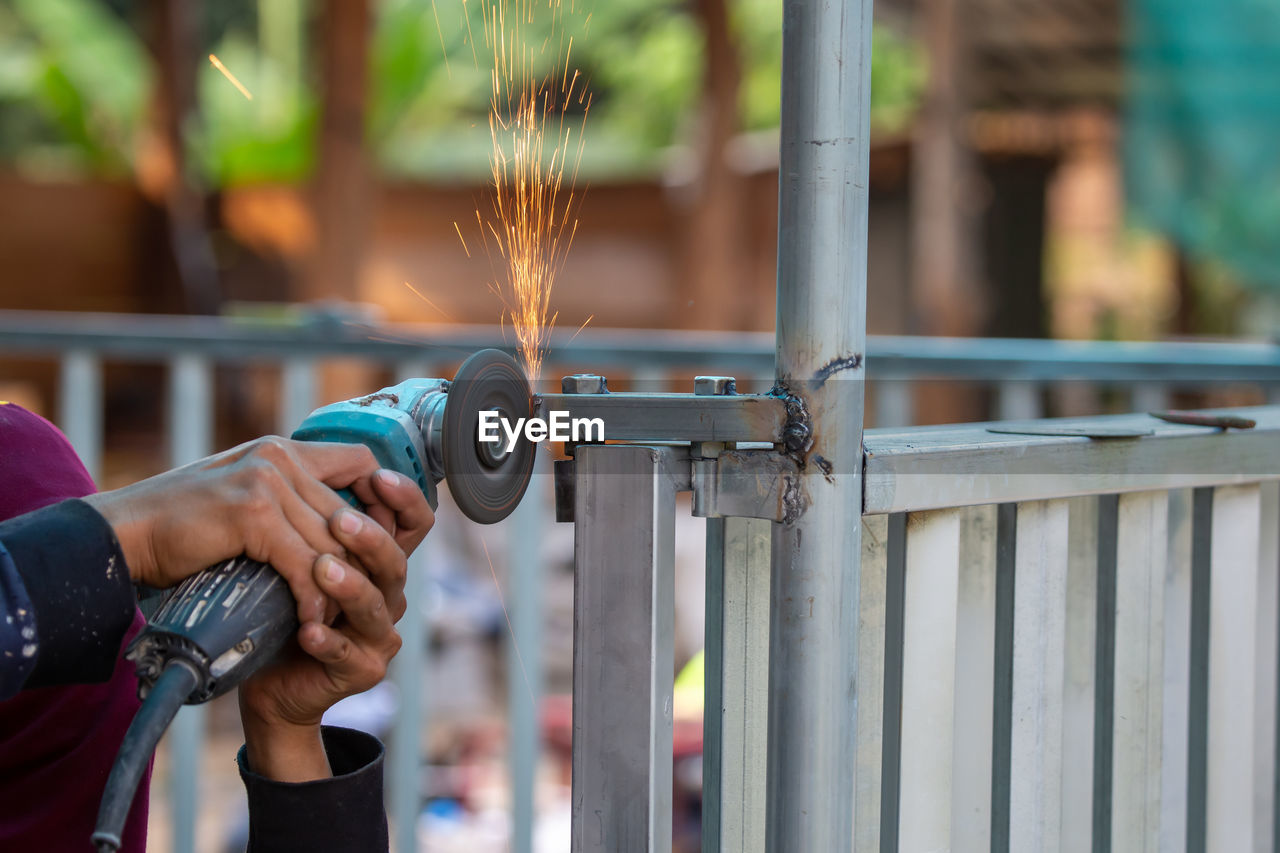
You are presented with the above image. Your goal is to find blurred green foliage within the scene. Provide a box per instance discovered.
[0,0,925,184]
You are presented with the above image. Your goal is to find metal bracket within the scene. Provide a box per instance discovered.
[692,449,801,522]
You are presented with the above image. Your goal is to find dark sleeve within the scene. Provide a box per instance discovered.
[0,541,39,698]
[239,727,389,853]
[0,498,135,698]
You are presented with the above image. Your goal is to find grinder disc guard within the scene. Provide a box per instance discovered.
[442,349,536,523]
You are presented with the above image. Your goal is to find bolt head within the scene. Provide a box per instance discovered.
[562,374,608,394]
[694,376,737,396]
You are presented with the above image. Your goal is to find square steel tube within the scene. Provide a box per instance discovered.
[571,445,683,853]
[538,392,786,444]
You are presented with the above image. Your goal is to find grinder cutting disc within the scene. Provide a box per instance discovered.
[443,349,537,523]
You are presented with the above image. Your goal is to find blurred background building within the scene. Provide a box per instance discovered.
[1,0,1278,850]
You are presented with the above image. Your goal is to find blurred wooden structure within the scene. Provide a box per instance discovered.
[0,0,1129,423]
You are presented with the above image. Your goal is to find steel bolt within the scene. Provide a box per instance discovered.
[694,375,737,396]
[562,374,609,394]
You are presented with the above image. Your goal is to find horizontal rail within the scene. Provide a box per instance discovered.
[863,406,1280,513]
[1,310,1279,382]
[538,392,787,444]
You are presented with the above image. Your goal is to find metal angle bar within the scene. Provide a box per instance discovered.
[692,450,800,522]
[864,406,1280,515]
[537,392,787,445]
[571,444,680,853]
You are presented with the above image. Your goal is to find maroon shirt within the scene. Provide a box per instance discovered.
[0,403,150,852]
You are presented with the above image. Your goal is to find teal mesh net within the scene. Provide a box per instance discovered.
[1125,0,1280,289]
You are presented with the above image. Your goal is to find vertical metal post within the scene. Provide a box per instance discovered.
[167,354,214,853]
[508,453,547,853]
[58,349,103,483]
[280,356,318,435]
[571,444,679,853]
[390,361,433,853]
[996,380,1042,422]
[768,0,872,848]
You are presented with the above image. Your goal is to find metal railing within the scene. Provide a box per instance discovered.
[3,310,1280,851]
[564,399,1280,852]
[852,408,1280,851]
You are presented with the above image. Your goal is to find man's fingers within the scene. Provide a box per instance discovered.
[327,508,408,619]
[237,501,327,623]
[296,621,354,667]
[290,441,382,491]
[314,554,396,639]
[369,469,435,553]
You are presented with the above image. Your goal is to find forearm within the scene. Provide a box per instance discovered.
[239,726,388,853]
[240,712,332,783]
[0,499,136,697]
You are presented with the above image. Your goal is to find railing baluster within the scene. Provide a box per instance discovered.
[389,361,434,853]
[1007,499,1070,850]
[702,516,770,853]
[506,454,547,853]
[854,515,890,853]
[997,380,1042,421]
[1131,382,1170,415]
[166,354,213,853]
[280,356,318,435]
[58,349,103,483]
[954,505,997,853]
[897,509,962,851]
[875,379,914,427]
[1160,489,1194,853]
[1109,491,1169,851]
[1254,481,1279,851]
[571,445,678,853]
[1063,497,1100,853]
[1206,484,1263,851]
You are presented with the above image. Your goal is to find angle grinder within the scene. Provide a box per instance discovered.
[92,349,535,853]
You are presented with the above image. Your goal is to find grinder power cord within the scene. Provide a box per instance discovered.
[91,349,536,853]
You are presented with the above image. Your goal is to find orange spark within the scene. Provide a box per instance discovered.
[460,0,589,382]
[208,54,253,100]
[452,221,472,257]
[481,539,535,705]
[402,281,455,321]
[565,314,594,345]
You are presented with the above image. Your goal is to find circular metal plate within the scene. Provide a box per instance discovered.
[443,349,536,523]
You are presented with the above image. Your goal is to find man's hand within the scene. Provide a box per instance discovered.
[82,436,432,624]
[238,500,416,782]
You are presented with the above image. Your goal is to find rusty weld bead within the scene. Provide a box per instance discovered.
[561,374,609,394]
[694,376,737,396]
[784,421,812,453]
